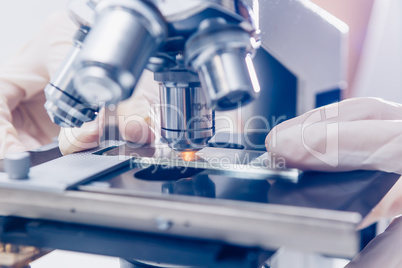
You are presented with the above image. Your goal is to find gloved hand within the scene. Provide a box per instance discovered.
[345,215,402,268]
[266,97,402,174]
[266,97,402,221]
[265,97,402,267]
[58,69,160,155]
[0,12,77,158]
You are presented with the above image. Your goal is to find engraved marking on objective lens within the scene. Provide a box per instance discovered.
[192,115,212,123]
[193,103,208,111]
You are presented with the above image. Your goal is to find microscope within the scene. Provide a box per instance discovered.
[44,0,260,152]
[2,2,385,268]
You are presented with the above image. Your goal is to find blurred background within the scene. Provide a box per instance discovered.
[312,0,402,102]
[1,0,400,100]
[0,0,68,63]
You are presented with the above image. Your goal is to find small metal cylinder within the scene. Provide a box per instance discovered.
[73,0,167,104]
[4,152,30,180]
[186,20,260,111]
[156,71,215,152]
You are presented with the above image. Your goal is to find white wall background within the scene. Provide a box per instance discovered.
[352,0,402,102]
[0,0,69,64]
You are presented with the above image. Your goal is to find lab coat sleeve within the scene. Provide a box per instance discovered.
[0,12,77,157]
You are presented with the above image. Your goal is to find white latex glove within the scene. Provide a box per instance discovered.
[58,108,106,155]
[345,216,402,268]
[117,70,160,145]
[265,97,402,267]
[58,69,160,155]
[266,97,402,174]
[266,97,402,222]
[0,12,76,158]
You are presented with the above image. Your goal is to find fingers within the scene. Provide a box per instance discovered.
[0,88,28,158]
[58,109,105,155]
[329,97,402,121]
[267,118,402,173]
[345,216,402,268]
[0,137,26,159]
[275,98,402,135]
[266,97,402,173]
[117,70,159,144]
[359,177,402,229]
[118,110,154,144]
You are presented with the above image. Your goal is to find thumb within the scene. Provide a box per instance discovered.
[117,70,159,144]
[58,108,105,155]
[345,216,402,268]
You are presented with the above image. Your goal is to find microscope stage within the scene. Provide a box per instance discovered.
[0,139,398,259]
[98,142,299,181]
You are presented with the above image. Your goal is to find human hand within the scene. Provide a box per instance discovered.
[266,97,402,174]
[265,97,402,266]
[0,12,77,158]
[266,98,402,222]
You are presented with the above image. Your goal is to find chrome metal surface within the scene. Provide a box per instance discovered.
[160,128,215,152]
[0,187,361,258]
[157,71,215,151]
[74,0,167,104]
[46,0,259,152]
[44,26,99,128]
[154,0,256,32]
[44,84,98,128]
[185,19,259,110]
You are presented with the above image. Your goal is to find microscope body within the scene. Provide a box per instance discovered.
[45,0,260,151]
[45,0,348,152]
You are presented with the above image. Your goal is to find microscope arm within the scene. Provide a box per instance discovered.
[250,0,348,113]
